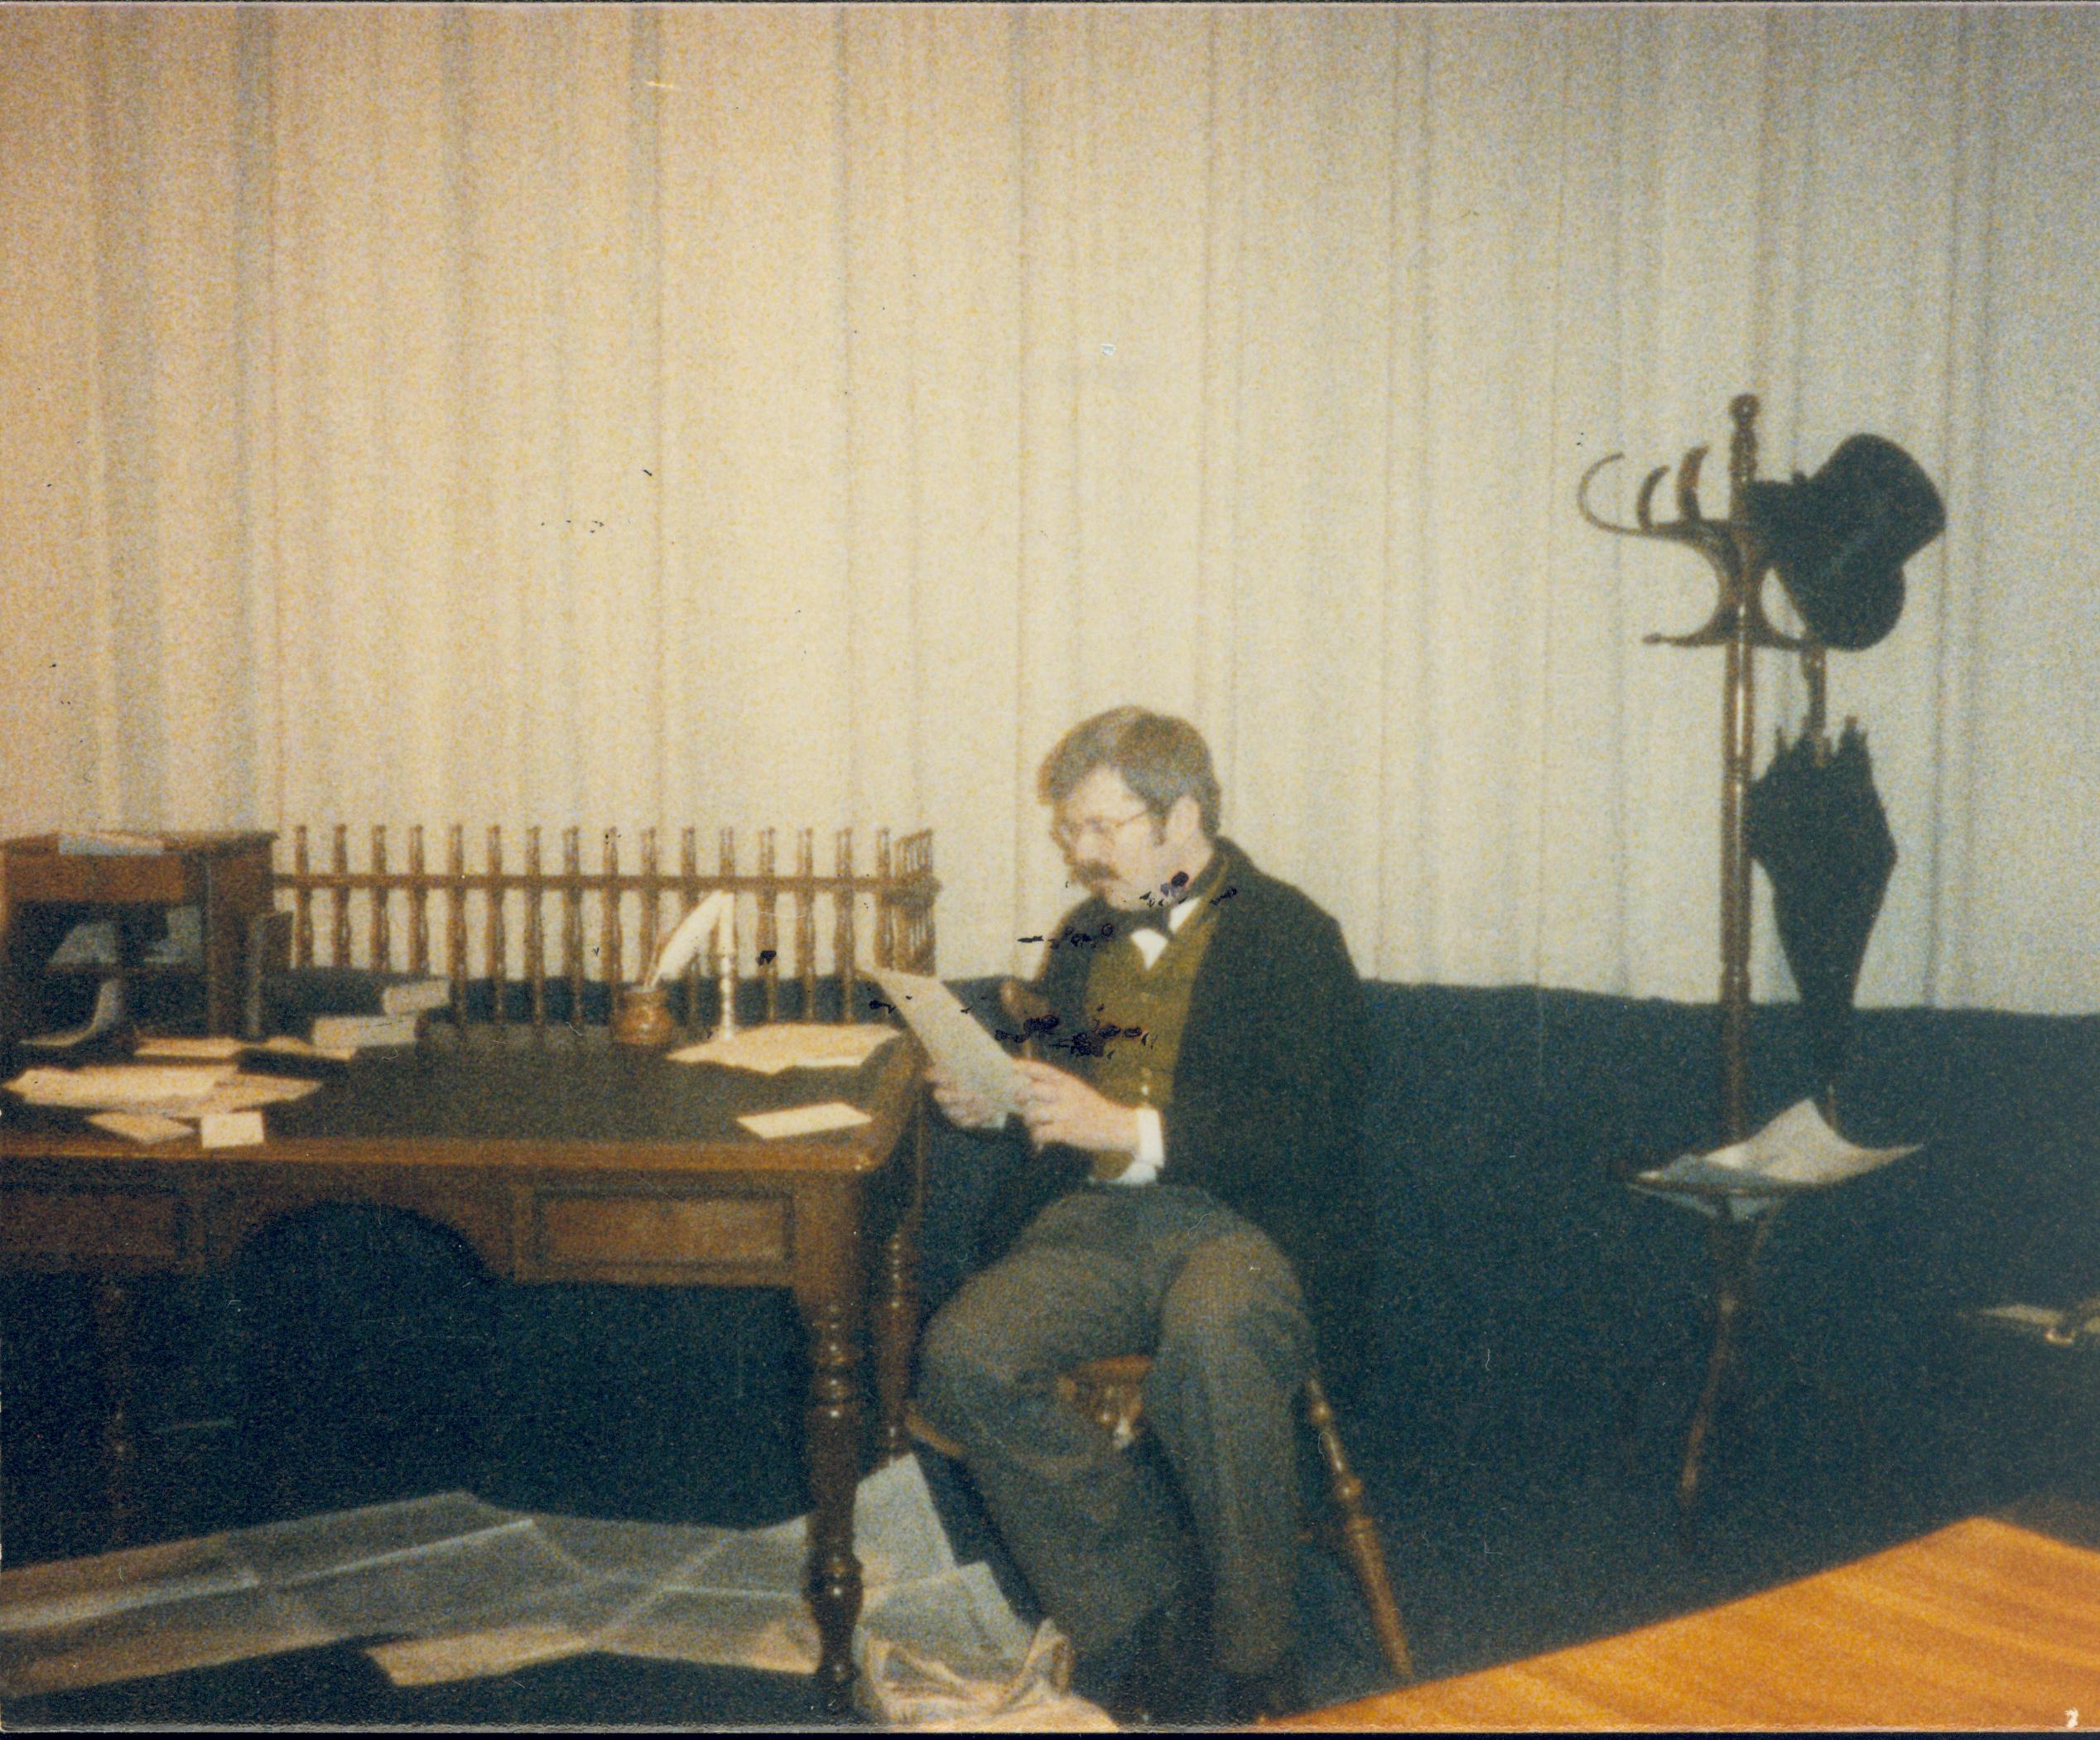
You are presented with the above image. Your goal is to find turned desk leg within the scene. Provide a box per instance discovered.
[89,1276,140,1550]
[872,1101,927,1464]
[798,1291,865,1716]
[873,1224,916,1465]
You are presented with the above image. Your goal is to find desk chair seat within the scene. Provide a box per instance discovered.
[908,1354,1414,1685]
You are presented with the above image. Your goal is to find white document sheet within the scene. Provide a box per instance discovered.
[1634,1096,1920,1219]
[866,969,1023,1118]
[86,1111,191,1145]
[669,1023,897,1074]
[736,1101,872,1140]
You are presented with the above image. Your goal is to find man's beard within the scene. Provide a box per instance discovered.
[1075,862,1114,892]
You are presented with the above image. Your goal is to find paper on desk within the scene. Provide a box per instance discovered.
[180,1076,320,1116]
[99,1077,318,1122]
[200,1111,267,1149]
[259,1034,358,1063]
[311,1012,420,1052]
[1634,1096,1919,1219]
[736,1101,872,1140]
[6,1064,237,1108]
[667,1023,898,1074]
[136,1036,248,1061]
[87,1111,191,1145]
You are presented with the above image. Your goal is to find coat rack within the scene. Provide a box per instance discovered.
[1580,395,1823,1538]
[1579,396,1940,1540]
[1577,393,1818,1144]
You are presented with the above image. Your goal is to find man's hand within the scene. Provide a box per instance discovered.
[927,1062,1008,1131]
[1014,1058,1142,1155]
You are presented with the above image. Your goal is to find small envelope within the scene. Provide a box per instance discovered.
[199,1110,267,1149]
[736,1101,872,1140]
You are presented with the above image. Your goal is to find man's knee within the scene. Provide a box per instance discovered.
[913,1283,1053,1439]
[1154,1238,1311,1386]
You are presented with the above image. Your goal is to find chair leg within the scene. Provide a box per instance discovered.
[1303,1373,1414,1686]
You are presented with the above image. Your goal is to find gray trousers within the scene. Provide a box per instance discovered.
[915,1183,1312,1673]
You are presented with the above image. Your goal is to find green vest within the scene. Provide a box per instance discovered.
[1079,899,1218,1180]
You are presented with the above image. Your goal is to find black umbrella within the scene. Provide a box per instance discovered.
[1745,719,1896,1089]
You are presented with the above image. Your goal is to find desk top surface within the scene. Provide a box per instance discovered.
[1288,1510,2100,1730]
[2,1026,920,1174]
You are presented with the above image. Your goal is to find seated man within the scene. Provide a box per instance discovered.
[915,706,1372,1724]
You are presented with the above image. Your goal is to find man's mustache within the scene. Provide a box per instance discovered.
[1074,862,1112,883]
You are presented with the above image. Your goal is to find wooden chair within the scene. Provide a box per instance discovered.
[907,980,1414,1687]
[908,1357,1413,1686]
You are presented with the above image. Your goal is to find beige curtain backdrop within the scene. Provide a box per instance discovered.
[3,3,2095,1010]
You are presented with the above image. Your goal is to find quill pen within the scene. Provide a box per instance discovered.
[646,890,732,989]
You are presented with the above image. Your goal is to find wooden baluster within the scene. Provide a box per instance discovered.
[447,825,469,1021]
[369,826,391,970]
[679,827,701,1029]
[638,827,661,995]
[718,827,739,1033]
[911,832,937,971]
[525,827,547,1033]
[796,830,817,1024]
[292,826,314,968]
[602,829,624,1006]
[871,830,892,971]
[330,824,351,968]
[563,827,585,1029]
[887,832,909,971]
[759,828,781,1024]
[486,827,508,1028]
[409,825,430,976]
[836,829,857,1024]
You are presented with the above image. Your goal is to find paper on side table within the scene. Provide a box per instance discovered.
[1634,1096,1919,1219]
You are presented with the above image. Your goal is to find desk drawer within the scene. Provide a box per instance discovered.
[0,1186,185,1269]
[531,1190,792,1277]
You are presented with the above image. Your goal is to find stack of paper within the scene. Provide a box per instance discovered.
[1,1470,1115,1728]
[4,1059,320,1145]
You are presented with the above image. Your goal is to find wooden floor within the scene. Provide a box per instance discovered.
[1279,1507,2100,1731]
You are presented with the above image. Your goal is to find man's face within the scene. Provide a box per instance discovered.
[1052,766,1185,913]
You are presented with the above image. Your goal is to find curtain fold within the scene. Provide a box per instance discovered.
[4,3,2095,1011]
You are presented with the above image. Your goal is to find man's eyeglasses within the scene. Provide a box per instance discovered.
[1050,806,1156,853]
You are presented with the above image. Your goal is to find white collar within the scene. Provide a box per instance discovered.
[1129,894,1200,967]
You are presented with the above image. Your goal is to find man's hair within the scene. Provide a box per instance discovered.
[1038,706,1222,840]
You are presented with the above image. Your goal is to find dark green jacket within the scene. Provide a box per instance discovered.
[983,840,1374,1328]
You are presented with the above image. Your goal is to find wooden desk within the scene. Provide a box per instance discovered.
[1284,1512,2100,1729]
[0,832,277,1040]
[0,1026,925,1715]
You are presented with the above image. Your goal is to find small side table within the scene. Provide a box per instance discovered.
[0,831,277,1042]
[1621,1168,1896,1547]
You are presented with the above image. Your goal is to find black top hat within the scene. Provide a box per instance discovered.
[1744,434,1945,651]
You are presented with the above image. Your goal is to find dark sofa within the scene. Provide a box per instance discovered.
[5,980,2098,1708]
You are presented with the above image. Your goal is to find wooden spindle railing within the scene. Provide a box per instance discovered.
[267,822,938,1034]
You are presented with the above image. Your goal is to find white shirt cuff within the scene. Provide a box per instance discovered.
[1110,1106,1165,1186]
